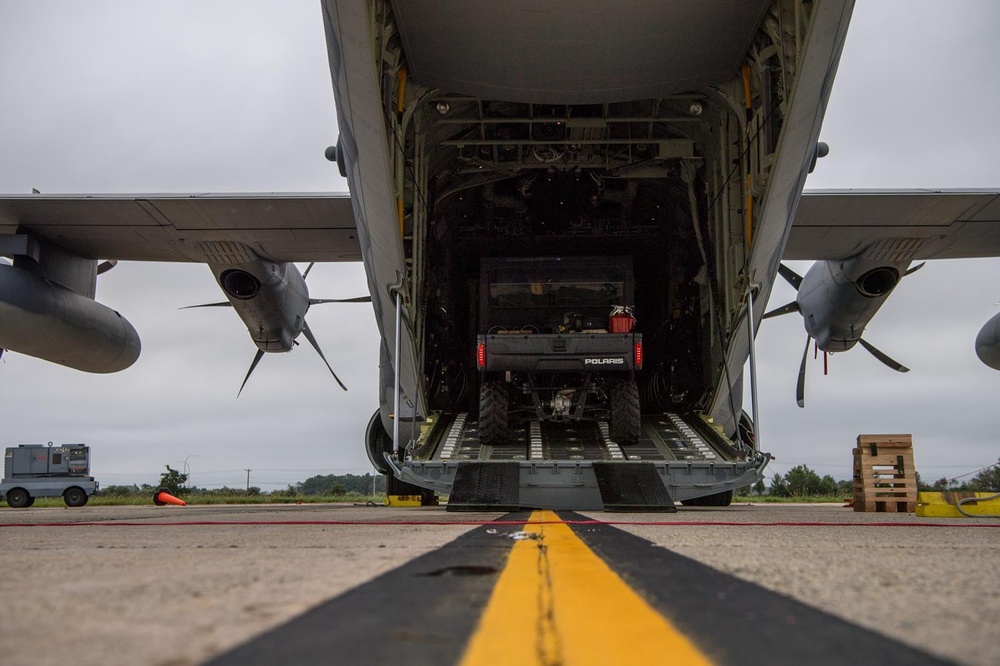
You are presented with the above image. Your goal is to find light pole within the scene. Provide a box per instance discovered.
[181,455,199,478]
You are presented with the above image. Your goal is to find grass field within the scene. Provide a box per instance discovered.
[7,493,850,508]
[16,493,384,508]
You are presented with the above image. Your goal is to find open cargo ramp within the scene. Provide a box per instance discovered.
[385,412,769,511]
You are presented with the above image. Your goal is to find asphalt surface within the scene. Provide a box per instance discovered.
[0,503,997,665]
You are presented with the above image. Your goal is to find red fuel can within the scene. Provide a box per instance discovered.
[609,314,635,333]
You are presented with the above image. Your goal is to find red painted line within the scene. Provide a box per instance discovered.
[1,520,998,528]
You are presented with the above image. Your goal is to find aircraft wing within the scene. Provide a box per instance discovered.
[786,189,1000,261]
[0,193,360,263]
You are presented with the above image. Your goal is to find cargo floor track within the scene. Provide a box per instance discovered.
[386,412,769,511]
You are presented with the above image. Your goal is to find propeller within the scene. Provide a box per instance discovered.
[763,301,799,319]
[309,296,372,304]
[302,320,347,390]
[778,263,803,289]
[763,264,805,319]
[857,338,910,373]
[179,302,232,309]
[796,335,810,408]
[183,263,369,396]
[768,263,910,407]
[238,349,265,398]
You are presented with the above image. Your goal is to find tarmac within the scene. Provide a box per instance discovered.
[0,502,997,665]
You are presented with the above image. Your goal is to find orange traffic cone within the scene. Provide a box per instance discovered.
[153,488,187,506]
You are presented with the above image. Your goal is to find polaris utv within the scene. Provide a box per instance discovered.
[475,256,643,445]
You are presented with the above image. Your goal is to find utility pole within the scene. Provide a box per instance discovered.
[244,468,252,494]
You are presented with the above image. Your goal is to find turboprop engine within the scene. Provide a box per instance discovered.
[975,311,1000,371]
[793,257,911,352]
[208,259,310,353]
[187,258,370,395]
[764,255,921,406]
[0,262,140,373]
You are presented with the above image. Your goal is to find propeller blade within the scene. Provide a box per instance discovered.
[97,260,117,275]
[303,262,315,280]
[308,296,372,304]
[179,302,233,309]
[302,320,347,390]
[904,262,926,276]
[796,335,810,408]
[763,301,800,319]
[778,264,803,290]
[238,349,266,398]
[857,338,910,373]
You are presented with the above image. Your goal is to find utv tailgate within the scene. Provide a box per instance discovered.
[479,333,641,372]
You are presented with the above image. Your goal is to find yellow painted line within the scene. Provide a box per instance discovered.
[460,510,713,666]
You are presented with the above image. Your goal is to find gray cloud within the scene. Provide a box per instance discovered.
[1,1,997,488]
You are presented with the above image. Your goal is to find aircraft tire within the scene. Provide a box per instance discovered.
[5,488,30,508]
[610,379,641,444]
[478,380,509,446]
[63,486,89,508]
[681,490,734,507]
[365,409,394,475]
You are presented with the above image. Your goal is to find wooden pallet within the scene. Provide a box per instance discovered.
[852,434,917,513]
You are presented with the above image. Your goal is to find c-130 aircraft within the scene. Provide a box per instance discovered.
[1,1,999,510]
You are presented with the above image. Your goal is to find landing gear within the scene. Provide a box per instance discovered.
[681,489,734,507]
[478,380,509,445]
[365,409,394,475]
[365,408,438,506]
[609,379,641,444]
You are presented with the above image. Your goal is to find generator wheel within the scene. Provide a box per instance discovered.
[6,488,30,508]
[63,486,89,507]
[681,490,734,507]
[610,379,641,444]
[478,380,509,446]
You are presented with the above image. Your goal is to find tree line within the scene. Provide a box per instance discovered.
[756,458,1000,497]
[99,467,386,497]
[99,459,1000,499]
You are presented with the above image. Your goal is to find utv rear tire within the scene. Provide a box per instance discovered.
[610,379,641,444]
[478,380,509,446]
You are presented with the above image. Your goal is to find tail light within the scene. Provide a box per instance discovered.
[634,341,643,369]
[477,342,486,369]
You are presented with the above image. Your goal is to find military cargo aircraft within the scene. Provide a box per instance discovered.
[2,1,999,509]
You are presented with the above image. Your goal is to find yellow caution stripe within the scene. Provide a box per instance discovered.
[460,510,713,666]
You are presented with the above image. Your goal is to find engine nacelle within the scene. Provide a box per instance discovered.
[796,256,909,352]
[209,259,309,352]
[975,311,1000,371]
[0,263,140,372]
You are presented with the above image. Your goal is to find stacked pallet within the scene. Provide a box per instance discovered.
[852,434,917,513]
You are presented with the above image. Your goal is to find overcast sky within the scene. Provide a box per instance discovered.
[0,1,997,490]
